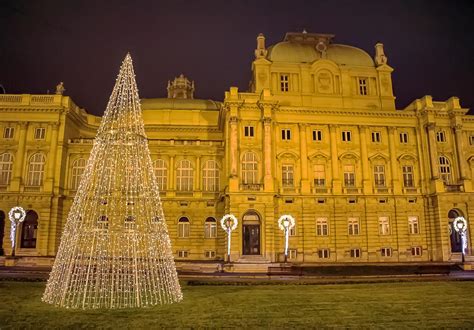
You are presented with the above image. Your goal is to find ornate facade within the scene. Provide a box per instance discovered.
[0,31,473,267]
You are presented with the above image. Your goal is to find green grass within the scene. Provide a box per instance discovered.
[0,281,473,328]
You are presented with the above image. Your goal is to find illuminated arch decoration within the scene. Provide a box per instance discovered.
[220,214,238,262]
[278,214,296,262]
[8,206,26,254]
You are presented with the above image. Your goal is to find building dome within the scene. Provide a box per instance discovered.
[267,41,374,66]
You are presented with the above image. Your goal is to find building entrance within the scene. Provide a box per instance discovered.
[448,209,464,253]
[242,211,260,255]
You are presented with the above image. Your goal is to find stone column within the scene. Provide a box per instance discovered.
[388,127,401,194]
[11,122,28,190]
[453,124,468,180]
[195,156,202,197]
[45,122,59,191]
[358,126,371,193]
[299,123,309,193]
[229,116,238,177]
[329,125,341,193]
[426,123,439,179]
[263,117,274,191]
[169,156,175,192]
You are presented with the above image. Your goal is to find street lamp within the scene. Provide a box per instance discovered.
[453,216,468,263]
[278,215,295,263]
[8,206,26,257]
[220,214,238,263]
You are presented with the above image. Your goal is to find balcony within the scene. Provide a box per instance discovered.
[445,183,463,192]
[343,187,361,194]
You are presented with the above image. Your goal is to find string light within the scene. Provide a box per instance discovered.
[42,53,182,309]
[453,216,468,262]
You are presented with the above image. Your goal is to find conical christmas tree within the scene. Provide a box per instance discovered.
[43,54,182,309]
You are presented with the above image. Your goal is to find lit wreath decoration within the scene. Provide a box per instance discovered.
[278,214,295,231]
[9,206,26,224]
[220,214,238,232]
[453,216,467,233]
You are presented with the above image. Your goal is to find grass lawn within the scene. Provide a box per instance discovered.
[0,281,473,328]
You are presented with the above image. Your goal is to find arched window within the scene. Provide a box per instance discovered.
[178,217,190,238]
[20,210,38,248]
[439,156,451,184]
[26,153,46,186]
[0,153,14,186]
[202,160,219,192]
[176,160,193,191]
[153,159,167,190]
[204,217,217,238]
[71,158,86,190]
[242,152,258,184]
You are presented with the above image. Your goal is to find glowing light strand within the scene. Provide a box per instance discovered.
[8,206,26,252]
[42,54,182,309]
[453,217,468,258]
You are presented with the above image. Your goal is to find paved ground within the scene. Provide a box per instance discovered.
[1,265,473,284]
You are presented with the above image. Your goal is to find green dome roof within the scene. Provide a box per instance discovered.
[140,98,221,111]
[267,42,374,66]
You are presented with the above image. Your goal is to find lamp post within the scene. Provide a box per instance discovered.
[278,215,295,263]
[453,216,468,263]
[220,214,238,263]
[8,206,26,257]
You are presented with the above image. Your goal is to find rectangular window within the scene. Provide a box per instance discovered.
[348,217,359,235]
[281,129,291,140]
[312,129,323,141]
[178,222,190,238]
[411,246,422,256]
[280,74,289,92]
[381,247,392,257]
[316,217,329,236]
[313,164,325,187]
[358,78,368,95]
[379,216,390,235]
[350,248,361,258]
[244,126,254,137]
[204,222,217,238]
[371,131,381,143]
[318,249,330,259]
[282,164,294,187]
[408,216,419,235]
[402,165,414,187]
[34,127,46,140]
[374,165,385,187]
[342,130,352,142]
[399,132,408,144]
[289,249,297,260]
[177,250,188,258]
[205,250,216,258]
[3,127,14,139]
[343,165,355,187]
[436,130,446,143]
[470,135,474,146]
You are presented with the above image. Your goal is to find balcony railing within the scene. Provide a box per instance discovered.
[240,183,263,191]
[445,184,463,192]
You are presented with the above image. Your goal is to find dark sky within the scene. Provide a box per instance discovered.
[1,0,473,116]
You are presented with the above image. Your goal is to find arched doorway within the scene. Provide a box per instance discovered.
[448,209,464,253]
[242,211,260,255]
[20,210,38,249]
[0,211,5,255]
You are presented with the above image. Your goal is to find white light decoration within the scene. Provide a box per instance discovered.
[220,214,238,262]
[453,216,468,263]
[42,54,182,309]
[278,215,295,262]
[8,206,26,254]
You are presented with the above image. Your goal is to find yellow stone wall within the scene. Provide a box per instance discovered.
[1,32,473,264]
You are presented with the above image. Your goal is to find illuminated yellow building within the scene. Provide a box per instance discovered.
[0,32,473,269]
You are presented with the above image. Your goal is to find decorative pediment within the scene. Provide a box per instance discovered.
[397,152,418,162]
[368,152,390,162]
[308,151,330,160]
[276,150,300,160]
[338,151,360,160]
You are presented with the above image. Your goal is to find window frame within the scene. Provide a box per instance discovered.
[176,159,193,191]
[71,158,86,190]
[202,160,219,192]
[34,127,46,140]
[242,152,258,184]
[280,74,289,92]
[204,217,217,239]
[373,165,386,187]
[316,217,329,236]
[348,217,360,236]
[341,130,352,142]
[0,152,14,186]
[26,153,46,186]
[312,129,323,142]
[178,217,190,238]
[371,131,381,143]
[153,159,168,191]
[378,216,390,235]
[281,164,294,187]
[358,77,368,96]
[244,125,255,138]
[3,127,14,139]
[399,132,409,144]
[408,216,419,235]
[402,165,414,188]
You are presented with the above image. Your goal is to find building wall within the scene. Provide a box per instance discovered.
[1,34,474,264]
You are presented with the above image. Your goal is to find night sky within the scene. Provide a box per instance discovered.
[1,0,473,116]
